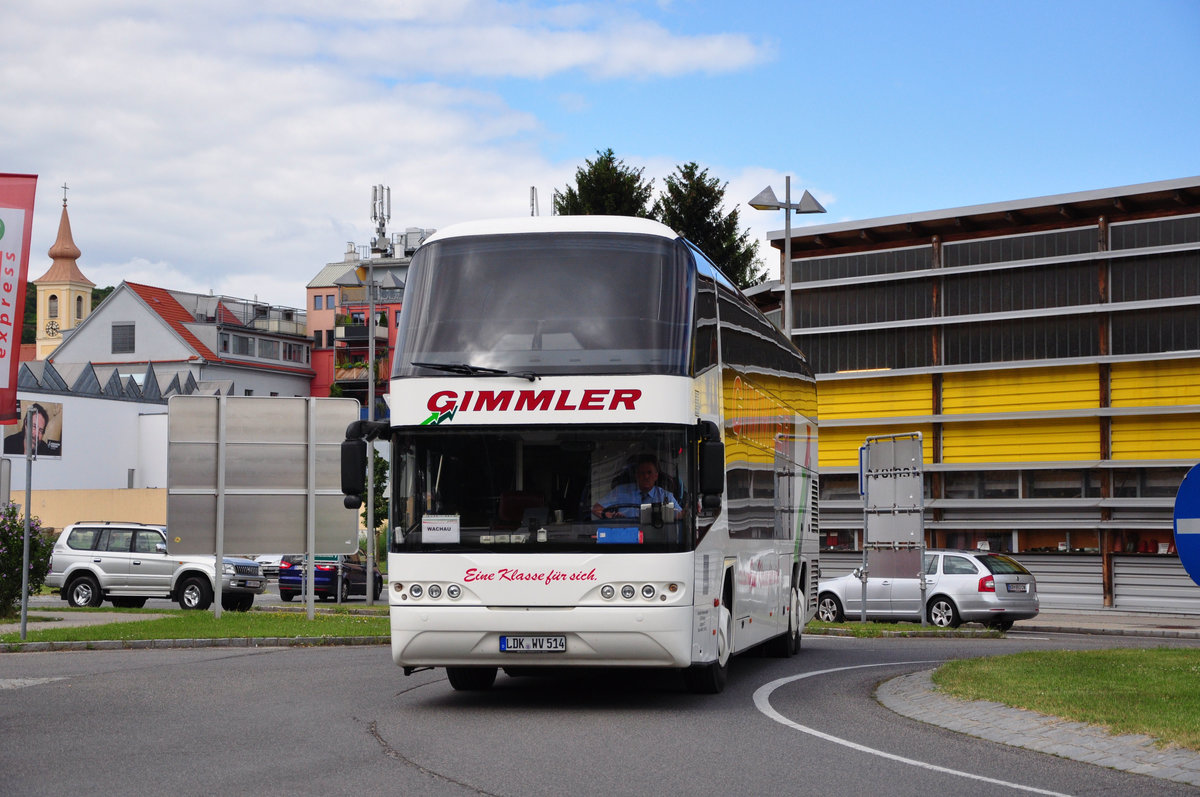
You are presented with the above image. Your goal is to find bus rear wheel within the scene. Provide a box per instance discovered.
[446,667,498,691]
[767,583,802,657]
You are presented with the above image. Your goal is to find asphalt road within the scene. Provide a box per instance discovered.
[4,630,1197,796]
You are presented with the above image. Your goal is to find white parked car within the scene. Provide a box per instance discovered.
[816,549,1039,630]
[45,521,267,611]
[252,554,285,579]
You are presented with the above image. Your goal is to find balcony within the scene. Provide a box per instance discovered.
[334,324,387,343]
[333,358,390,384]
[334,365,369,382]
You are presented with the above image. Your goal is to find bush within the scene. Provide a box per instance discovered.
[0,503,52,618]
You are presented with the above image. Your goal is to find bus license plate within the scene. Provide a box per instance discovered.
[500,635,566,652]
[1006,583,1028,592]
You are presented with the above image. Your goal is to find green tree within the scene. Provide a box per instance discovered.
[653,162,764,289]
[554,148,654,217]
[0,503,51,618]
[21,284,35,344]
[92,285,115,309]
[361,448,389,532]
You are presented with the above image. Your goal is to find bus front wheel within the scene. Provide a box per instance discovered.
[446,667,498,691]
[685,602,731,694]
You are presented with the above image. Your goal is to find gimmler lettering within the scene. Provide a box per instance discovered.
[429,388,641,415]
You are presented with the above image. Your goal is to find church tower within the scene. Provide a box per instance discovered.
[33,187,94,360]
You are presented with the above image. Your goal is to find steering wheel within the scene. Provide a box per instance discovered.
[599,503,641,519]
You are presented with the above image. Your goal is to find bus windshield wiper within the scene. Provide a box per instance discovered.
[412,361,538,382]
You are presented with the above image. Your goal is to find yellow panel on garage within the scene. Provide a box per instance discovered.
[817,374,932,420]
[942,418,1099,462]
[1111,414,1200,459]
[942,365,1099,414]
[1111,359,1200,407]
[818,424,934,469]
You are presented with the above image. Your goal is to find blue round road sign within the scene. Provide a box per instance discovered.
[1173,463,1200,587]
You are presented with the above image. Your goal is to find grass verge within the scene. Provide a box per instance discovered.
[933,648,1200,751]
[806,619,1002,637]
[1,607,389,644]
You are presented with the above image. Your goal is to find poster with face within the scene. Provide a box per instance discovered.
[3,400,63,457]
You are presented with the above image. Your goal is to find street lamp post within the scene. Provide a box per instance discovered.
[365,256,376,605]
[748,176,826,341]
[356,184,391,606]
[352,256,378,605]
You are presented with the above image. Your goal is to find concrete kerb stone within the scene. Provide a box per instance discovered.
[2,636,389,653]
[877,668,1200,789]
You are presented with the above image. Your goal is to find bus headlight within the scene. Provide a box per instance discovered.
[410,584,423,598]
[446,584,461,599]
[621,585,635,600]
[600,585,615,600]
[641,584,656,599]
[428,584,442,599]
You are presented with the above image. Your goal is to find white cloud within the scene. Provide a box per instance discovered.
[3,2,773,307]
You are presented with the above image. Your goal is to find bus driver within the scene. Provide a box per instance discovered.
[592,454,682,519]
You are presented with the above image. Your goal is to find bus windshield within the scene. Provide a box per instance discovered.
[394,232,693,377]
[391,425,692,554]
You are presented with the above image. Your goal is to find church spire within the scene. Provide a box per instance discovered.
[35,184,93,286]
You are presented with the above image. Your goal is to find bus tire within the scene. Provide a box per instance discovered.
[685,601,731,694]
[768,581,802,658]
[446,667,498,691]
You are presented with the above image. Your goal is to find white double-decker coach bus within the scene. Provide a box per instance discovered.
[341,215,819,693]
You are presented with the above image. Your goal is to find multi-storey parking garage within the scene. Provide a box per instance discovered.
[750,176,1200,607]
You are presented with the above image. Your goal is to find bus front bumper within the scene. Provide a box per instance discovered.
[390,604,694,669]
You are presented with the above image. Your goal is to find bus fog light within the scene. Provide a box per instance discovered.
[446,584,461,599]
[641,584,656,599]
[410,584,423,598]
[428,584,442,599]
[621,585,635,600]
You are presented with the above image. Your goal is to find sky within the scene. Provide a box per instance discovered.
[5,0,1199,308]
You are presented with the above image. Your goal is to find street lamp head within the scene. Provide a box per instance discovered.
[748,185,781,211]
[796,189,826,214]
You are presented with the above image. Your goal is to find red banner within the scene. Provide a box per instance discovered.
[0,173,37,424]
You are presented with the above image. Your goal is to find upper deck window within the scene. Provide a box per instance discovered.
[394,232,693,377]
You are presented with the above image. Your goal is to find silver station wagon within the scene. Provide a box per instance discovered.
[816,549,1039,630]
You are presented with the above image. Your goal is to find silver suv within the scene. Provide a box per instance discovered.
[46,521,267,611]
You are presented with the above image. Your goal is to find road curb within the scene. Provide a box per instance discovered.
[877,668,1200,788]
[3,635,389,653]
[1019,623,1200,640]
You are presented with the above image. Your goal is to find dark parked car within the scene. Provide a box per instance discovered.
[278,552,383,602]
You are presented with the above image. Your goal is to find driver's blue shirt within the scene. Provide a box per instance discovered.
[599,484,681,518]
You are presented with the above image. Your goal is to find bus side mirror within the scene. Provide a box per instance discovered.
[699,440,724,496]
[342,437,367,509]
[696,420,720,494]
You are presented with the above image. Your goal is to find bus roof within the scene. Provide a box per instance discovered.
[422,215,680,244]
